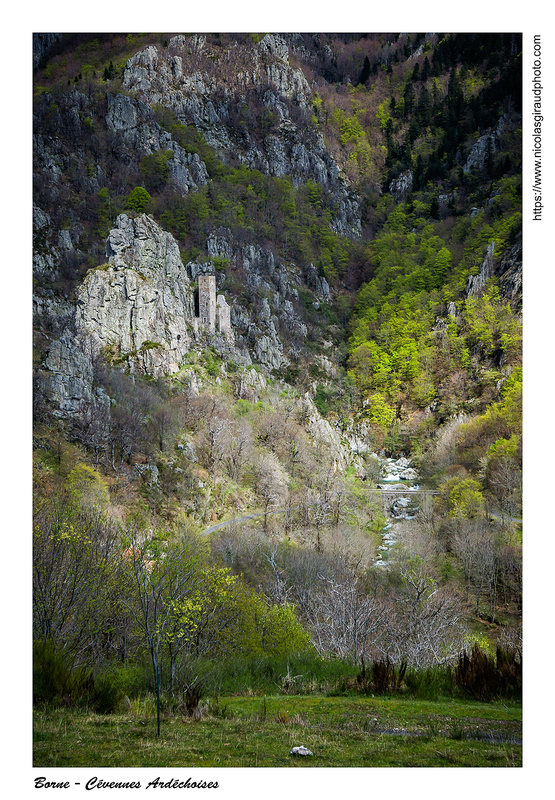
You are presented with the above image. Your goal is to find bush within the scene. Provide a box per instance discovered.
[454,644,521,701]
[33,639,93,707]
[314,384,332,417]
[87,663,148,712]
[180,681,205,716]
[126,186,152,213]
[34,641,150,712]
[106,663,149,698]
[197,652,356,696]
[356,657,407,695]
[89,674,124,714]
[404,665,455,699]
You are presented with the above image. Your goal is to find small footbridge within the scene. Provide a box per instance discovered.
[369,486,440,516]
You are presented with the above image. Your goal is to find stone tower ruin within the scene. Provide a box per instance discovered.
[198,274,216,332]
[196,274,233,339]
[216,295,231,337]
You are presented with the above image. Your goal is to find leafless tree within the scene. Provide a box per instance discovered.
[262,545,293,605]
[252,451,289,531]
[452,520,503,620]
[33,493,119,661]
[305,572,387,662]
[190,395,233,473]
[223,419,253,483]
[378,557,467,667]
[487,457,522,523]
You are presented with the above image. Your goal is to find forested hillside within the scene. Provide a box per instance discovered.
[33,33,522,712]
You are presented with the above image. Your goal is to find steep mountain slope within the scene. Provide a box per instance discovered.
[32,33,523,687]
[33,31,522,553]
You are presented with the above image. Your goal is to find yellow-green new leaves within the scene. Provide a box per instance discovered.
[33,490,120,650]
[177,567,309,658]
[254,601,311,655]
[439,477,486,519]
[144,559,310,660]
[365,394,396,430]
[162,567,238,645]
[65,464,110,515]
[457,368,522,456]
[164,597,204,643]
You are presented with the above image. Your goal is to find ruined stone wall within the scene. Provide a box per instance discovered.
[198,274,216,331]
[217,295,232,338]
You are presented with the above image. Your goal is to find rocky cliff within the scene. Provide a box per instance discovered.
[33,32,522,462]
[33,32,367,419]
[106,93,210,195]
[75,214,195,377]
[36,211,335,421]
[119,34,361,236]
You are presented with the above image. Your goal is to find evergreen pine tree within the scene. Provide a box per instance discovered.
[447,67,465,118]
[403,82,415,116]
[414,154,425,190]
[483,136,495,178]
[358,55,371,86]
[417,85,431,126]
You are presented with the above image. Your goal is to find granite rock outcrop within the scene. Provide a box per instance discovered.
[120,34,361,236]
[75,213,195,377]
[106,93,210,194]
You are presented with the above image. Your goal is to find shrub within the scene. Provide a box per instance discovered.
[178,678,207,718]
[106,663,149,698]
[89,674,124,714]
[126,186,152,213]
[139,150,173,192]
[33,639,94,707]
[454,644,521,701]
[404,665,455,699]
[88,663,148,712]
[356,657,407,695]
[33,639,71,705]
[314,384,332,417]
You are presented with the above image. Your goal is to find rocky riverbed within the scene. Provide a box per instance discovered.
[373,455,422,568]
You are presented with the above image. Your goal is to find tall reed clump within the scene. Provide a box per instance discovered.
[355,657,408,695]
[204,652,359,696]
[454,645,522,701]
[33,639,94,707]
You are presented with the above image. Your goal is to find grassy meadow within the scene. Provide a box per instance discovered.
[34,694,521,768]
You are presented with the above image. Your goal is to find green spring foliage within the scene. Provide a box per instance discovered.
[347,191,521,419]
[33,35,522,694]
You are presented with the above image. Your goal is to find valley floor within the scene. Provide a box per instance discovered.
[33,695,521,768]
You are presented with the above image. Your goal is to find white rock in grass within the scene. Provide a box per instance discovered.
[290,745,313,756]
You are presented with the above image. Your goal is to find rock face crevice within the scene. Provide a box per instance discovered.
[106,93,210,195]
[465,236,522,311]
[466,241,496,298]
[33,33,63,70]
[35,328,111,429]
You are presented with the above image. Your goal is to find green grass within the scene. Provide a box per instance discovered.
[34,695,521,768]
